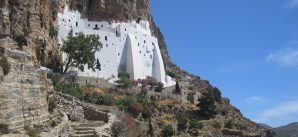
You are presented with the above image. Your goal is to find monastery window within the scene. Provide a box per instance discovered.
[105,36,108,41]
[101,25,104,28]
[152,42,155,46]
[76,22,78,26]
[144,40,146,43]
[62,19,65,21]
[135,37,137,39]
[106,44,108,47]
[138,43,140,46]
[150,55,152,59]
[125,28,127,31]
[69,19,71,22]
[88,24,90,27]
[139,51,141,54]
[94,24,99,30]
[144,54,146,57]
[118,53,120,56]
[75,32,78,35]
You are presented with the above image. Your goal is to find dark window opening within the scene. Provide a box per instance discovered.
[106,44,108,47]
[139,51,141,54]
[101,25,104,27]
[144,40,146,43]
[76,22,78,26]
[150,55,152,59]
[105,36,108,41]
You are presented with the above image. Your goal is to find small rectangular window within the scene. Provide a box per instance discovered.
[105,36,108,41]
[76,22,78,26]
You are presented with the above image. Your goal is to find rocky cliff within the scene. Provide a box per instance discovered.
[0,0,270,136]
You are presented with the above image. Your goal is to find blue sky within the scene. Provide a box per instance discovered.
[151,0,298,127]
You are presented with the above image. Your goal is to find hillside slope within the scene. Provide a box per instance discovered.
[0,0,271,136]
[272,122,298,137]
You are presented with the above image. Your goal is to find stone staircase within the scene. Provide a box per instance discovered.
[70,121,105,137]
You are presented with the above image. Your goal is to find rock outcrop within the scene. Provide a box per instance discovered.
[0,47,52,131]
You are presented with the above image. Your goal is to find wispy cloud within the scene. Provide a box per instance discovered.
[266,46,298,68]
[254,101,298,127]
[287,0,298,8]
[246,96,267,103]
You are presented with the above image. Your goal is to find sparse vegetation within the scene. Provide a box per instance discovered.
[56,83,82,98]
[212,87,222,102]
[225,119,234,129]
[15,35,27,49]
[25,126,39,137]
[189,119,203,130]
[177,114,188,131]
[162,125,175,137]
[155,82,164,92]
[116,72,132,88]
[62,33,102,73]
[0,123,9,135]
[97,94,115,106]
[213,121,222,129]
[197,91,217,116]
[167,71,176,78]
[49,21,56,39]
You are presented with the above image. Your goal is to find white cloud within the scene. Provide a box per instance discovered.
[246,96,267,103]
[287,0,298,8]
[254,101,298,127]
[266,46,298,68]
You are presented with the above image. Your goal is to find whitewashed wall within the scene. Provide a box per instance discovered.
[58,7,175,87]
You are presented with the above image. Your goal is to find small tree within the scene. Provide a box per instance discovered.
[62,33,102,73]
[162,125,175,137]
[96,58,101,71]
[197,91,217,116]
[175,81,182,94]
[177,114,188,131]
[189,119,203,130]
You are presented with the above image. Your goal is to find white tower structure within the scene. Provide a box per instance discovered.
[58,7,175,87]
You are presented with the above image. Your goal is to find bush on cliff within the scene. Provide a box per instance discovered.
[0,57,11,76]
[197,91,217,117]
[189,119,203,130]
[162,125,175,137]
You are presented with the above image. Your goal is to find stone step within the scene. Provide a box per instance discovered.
[75,127,93,131]
[78,121,105,127]
[70,133,95,137]
[74,129,94,134]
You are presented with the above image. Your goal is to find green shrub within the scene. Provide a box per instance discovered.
[197,92,217,116]
[154,82,164,92]
[0,123,9,134]
[0,57,11,76]
[97,94,115,106]
[116,96,134,111]
[56,83,82,99]
[212,87,222,102]
[177,114,188,131]
[162,125,175,137]
[15,35,27,49]
[212,121,222,129]
[116,72,132,88]
[175,81,181,94]
[167,71,176,78]
[225,119,234,129]
[24,126,39,137]
[189,119,203,129]
[83,93,93,103]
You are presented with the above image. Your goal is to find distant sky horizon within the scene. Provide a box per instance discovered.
[151,0,298,128]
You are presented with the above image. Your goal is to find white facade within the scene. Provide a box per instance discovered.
[58,7,175,87]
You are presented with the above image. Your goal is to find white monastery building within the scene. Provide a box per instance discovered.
[58,7,175,87]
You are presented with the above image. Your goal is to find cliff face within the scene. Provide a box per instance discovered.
[0,0,269,136]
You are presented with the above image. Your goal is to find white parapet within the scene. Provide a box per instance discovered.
[58,6,175,87]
